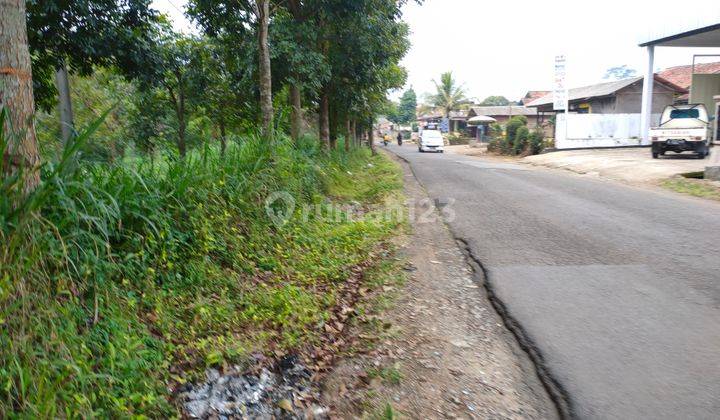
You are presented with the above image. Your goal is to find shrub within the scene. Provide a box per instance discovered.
[505,115,528,142]
[528,130,545,155]
[513,126,530,155]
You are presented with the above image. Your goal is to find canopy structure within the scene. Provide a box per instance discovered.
[639,23,720,48]
[467,115,496,125]
[638,20,720,144]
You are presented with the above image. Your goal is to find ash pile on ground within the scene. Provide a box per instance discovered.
[177,355,328,419]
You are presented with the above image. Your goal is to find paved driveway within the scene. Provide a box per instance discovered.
[387,142,720,419]
[523,147,720,183]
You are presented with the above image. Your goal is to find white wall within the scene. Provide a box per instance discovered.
[555,113,660,149]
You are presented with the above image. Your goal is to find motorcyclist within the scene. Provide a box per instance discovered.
[397,132,403,146]
[383,134,390,146]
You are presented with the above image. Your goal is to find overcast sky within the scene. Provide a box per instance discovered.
[154,0,720,102]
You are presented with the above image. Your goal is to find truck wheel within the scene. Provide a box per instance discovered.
[698,145,709,159]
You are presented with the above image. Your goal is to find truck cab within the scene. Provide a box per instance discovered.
[649,104,713,159]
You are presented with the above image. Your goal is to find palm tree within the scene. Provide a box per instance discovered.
[430,71,467,118]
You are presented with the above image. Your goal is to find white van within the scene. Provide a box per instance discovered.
[418,129,444,153]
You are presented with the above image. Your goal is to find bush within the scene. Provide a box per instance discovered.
[505,115,528,142]
[1,122,403,417]
[513,126,530,155]
[528,130,545,155]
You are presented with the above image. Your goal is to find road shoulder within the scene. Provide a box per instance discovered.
[321,153,558,419]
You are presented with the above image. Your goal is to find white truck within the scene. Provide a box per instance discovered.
[650,104,714,159]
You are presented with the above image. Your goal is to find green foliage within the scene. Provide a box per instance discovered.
[35,69,137,160]
[488,117,535,155]
[397,88,418,125]
[661,178,720,201]
[505,115,528,142]
[479,95,511,106]
[0,120,403,416]
[368,365,403,386]
[528,130,545,155]
[512,126,530,155]
[428,72,466,117]
[27,0,161,110]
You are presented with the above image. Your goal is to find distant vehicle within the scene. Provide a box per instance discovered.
[418,129,444,153]
[650,104,714,159]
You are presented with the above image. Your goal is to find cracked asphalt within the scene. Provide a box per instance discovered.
[387,143,720,419]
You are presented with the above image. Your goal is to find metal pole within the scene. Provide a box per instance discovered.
[640,45,655,145]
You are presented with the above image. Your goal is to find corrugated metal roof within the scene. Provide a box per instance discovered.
[527,77,643,107]
[468,106,537,117]
[527,75,687,108]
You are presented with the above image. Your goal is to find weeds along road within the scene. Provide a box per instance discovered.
[386,143,720,419]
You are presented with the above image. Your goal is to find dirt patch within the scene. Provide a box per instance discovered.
[321,155,558,419]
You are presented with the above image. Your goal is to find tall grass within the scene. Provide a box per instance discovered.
[1,115,402,417]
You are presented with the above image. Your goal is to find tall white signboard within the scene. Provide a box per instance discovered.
[553,55,569,111]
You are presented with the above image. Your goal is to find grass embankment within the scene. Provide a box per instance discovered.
[661,177,720,201]
[0,134,403,417]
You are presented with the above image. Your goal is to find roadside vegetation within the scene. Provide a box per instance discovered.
[488,115,547,156]
[661,177,720,201]
[1,0,416,416]
[1,126,403,416]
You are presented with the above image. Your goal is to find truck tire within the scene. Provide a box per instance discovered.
[698,144,709,159]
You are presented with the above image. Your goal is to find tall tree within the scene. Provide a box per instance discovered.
[429,71,466,117]
[137,32,205,158]
[397,88,417,124]
[27,0,160,145]
[256,0,273,140]
[479,95,511,106]
[188,0,276,141]
[1,0,40,192]
[320,0,410,149]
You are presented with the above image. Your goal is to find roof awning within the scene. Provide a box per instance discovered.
[468,115,497,125]
[639,22,720,47]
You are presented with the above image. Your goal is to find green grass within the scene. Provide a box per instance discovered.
[661,177,720,201]
[367,365,403,386]
[0,117,404,417]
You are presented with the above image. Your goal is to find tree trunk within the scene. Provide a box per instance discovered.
[318,88,330,149]
[257,0,273,141]
[55,61,74,147]
[329,104,337,150]
[345,117,351,152]
[219,111,227,157]
[177,88,187,158]
[289,84,302,143]
[368,119,376,155]
[0,0,40,193]
[352,120,358,147]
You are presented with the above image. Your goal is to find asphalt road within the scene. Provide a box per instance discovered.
[386,143,720,419]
